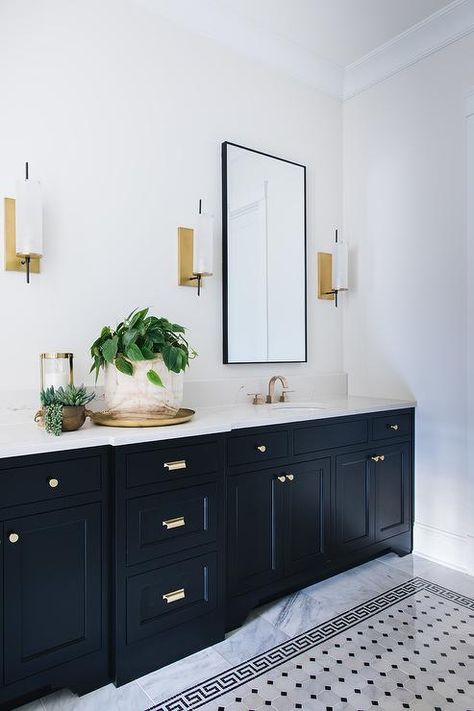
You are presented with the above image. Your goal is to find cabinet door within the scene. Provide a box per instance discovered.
[334,451,375,553]
[3,504,102,684]
[375,443,411,542]
[284,459,330,576]
[228,469,284,595]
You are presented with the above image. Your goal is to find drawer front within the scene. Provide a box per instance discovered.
[0,456,102,509]
[126,552,217,643]
[127,482,218,565]
[126,441,220,488]
[294,420,368,455]
[228,430,288,467]
[372,413,411,441]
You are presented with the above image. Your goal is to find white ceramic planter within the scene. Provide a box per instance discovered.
[104,355,183,418]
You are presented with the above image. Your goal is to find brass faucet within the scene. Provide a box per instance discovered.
[266,375,289,404]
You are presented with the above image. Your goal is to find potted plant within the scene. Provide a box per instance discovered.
[90,308,196,418]
[38,384,95,435]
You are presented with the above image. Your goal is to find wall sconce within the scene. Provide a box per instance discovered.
[318,229,348,307]
[4,162,43,284]
[178,199,214,295]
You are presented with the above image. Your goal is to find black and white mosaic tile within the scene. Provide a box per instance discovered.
[148,577,474,711]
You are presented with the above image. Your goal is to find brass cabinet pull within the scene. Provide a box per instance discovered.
[286,474,295,482]
[162,516,186,530]
[277,475,286,483]
[256,445,267,453]
[370,455,385,463]
[48,477,59,488]
[387,424,399,431]
[163,460,187,471]
[162,588,185,604]
[8,533,19,544]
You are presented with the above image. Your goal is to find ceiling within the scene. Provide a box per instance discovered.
[219,0,452,67]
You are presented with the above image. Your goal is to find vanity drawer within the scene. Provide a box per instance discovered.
[294,419,368,455]
[372,413,411,441]
[228,430,289,467]
[126,552,218,643]
[126,482,218,565]
[126,441,220,488]
[0,455,102,509]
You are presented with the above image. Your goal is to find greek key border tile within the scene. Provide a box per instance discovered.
[146,576,474,711]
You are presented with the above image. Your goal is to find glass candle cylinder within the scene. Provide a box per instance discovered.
[40,353,74,391]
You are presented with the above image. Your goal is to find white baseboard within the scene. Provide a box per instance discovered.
[414,521,470,574]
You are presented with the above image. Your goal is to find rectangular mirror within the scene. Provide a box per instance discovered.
[222,142,307,363]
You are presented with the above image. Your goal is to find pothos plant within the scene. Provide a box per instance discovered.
[90,308,196,386]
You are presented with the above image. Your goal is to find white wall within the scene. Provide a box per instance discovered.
[0,0,343,392]
[343,36,474,571]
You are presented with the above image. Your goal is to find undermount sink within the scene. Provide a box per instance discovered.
[271,402,330,411]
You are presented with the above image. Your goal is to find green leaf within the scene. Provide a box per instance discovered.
[146,369,164,387]
[129,307,149,328]
[126,343,145,361]
[122,327,138,350]
[115,356,133,376]
[101,335,118,363]
[170,323,186,333]
[141,345,156,360]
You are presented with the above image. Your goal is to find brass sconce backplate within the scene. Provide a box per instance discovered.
[317,252,334,300]
[4,198,40,274]
[178,226,196,287]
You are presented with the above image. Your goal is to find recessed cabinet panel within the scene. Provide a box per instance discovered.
[227,469,284,595]
[3,504,102,684]
[126,553,217,644]
[228,430,289,467]
[284,459,330,576]
[375,443,411,541]
[334,452,374,553]
[126,442,219,488]
[127,482,218,565]
[0,456,102,509]
[294,420,368,456]
[372,414,411,441]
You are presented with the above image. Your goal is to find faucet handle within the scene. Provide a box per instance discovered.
[279,390,295,403]
[247,393,265,405]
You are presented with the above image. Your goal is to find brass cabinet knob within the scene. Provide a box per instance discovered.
[8,533,19,544]
[256,445,267,453]
[48,477,59,488]
[387,424,399,431]
[370,455,385,463]
[379,455,385,462]
[277,475,286,483]
[286,474,295,482]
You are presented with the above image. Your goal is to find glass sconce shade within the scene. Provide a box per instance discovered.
[40,353,74,390]
[193,212,214,276]
[333,240,348,291]
[15,179,43,257]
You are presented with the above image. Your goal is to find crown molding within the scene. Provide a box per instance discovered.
[344,0,474,100]
[133,0,344,99]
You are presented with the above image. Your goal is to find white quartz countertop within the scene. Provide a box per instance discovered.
[0,396,416,460]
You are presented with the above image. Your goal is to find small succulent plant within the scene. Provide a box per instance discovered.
[56,384,95,407]
[39,385,95,435]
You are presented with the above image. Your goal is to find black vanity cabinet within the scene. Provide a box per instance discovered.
[227,410,414,628]
[0,448,110,710]
[113,434,226,686]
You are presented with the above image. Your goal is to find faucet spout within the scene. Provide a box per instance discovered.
[266,375,289,404]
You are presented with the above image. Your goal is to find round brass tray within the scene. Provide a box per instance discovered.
[88,408,195,428]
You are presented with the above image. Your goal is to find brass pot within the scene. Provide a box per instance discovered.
[61,405,87,431]
[34,405,87,432]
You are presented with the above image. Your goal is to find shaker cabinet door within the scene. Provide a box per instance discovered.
[227,469,284,595]
[3,504,102,684]
[284,459,330,576]
[333,451,375,553]
[375,443,411,542]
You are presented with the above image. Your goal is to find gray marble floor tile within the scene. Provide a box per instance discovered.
[215,614,289,666]
[137,645,230,703]
[40,682,151,711]
[380,552,474,595]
